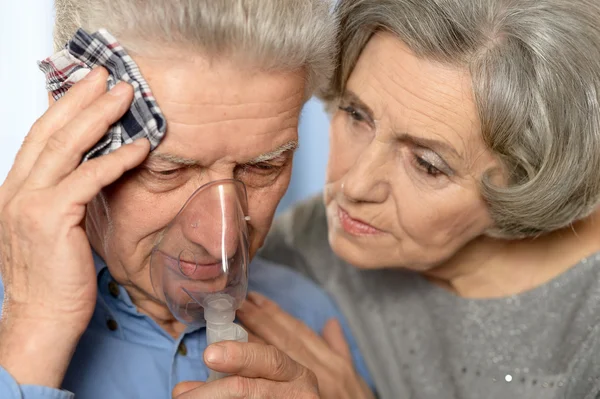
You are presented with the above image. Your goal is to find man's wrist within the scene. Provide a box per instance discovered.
[0,315,83,388]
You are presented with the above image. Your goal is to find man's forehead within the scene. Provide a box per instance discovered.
[147,140,298,166]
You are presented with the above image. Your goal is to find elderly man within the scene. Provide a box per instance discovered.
[0,1,372,398]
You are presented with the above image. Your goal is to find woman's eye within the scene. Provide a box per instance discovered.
[415,156,443,177]
[339,105,365,122]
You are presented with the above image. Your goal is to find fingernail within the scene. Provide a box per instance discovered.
[84,67,102,81]
[108,82,130,96]
[205,344,226,364]
[248,292,266,306]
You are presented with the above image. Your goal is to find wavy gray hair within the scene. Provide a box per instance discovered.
[325,0,600,237]
[53,0,336,99]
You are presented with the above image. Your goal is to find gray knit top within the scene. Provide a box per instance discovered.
[259,195,600,399]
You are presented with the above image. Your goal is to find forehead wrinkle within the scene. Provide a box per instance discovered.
[159,87,305,108]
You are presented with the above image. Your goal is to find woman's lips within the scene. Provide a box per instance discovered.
[337,205,383,236]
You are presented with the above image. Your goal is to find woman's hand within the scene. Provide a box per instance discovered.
[0,67,150,388]
[235,292,375,399]
[172,341,320,398]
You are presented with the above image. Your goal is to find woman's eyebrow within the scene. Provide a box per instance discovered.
[343,90,462,162]
[396,133,462,162]
[342,90,375,120]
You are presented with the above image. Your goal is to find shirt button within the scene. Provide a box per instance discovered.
[106,319,118,331]
[108,281,120,298]
[177,341,188,356]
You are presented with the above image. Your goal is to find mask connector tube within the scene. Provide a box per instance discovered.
[204,293,248,382]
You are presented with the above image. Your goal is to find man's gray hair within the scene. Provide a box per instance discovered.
[325,0,600,237]
[53,0,337,98]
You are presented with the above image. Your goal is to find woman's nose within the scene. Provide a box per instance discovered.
[341,142,390,204]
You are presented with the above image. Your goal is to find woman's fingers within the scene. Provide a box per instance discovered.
[57,138,150,206]
[26,82,134,189]
[204,341,306,382]
[4,68,108,191]
[238,292,331,358]
[246,330,266,345]
[322,319,353,361]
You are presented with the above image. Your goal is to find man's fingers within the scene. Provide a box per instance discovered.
[173,376,319,399]
[4,68,108,190]
[26,82,134,188]
[57,138,150,206]
[204,341,305,382]
[172,381,205,397]
[322,319,352,361]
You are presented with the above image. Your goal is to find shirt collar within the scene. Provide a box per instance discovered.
[92,248,108,276]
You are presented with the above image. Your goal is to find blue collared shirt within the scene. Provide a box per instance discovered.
[0,252,372,398]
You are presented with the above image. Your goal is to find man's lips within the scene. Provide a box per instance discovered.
[337,205,383,236]
[177,259,225,280]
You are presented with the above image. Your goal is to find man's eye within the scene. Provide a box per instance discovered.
[149,168,183,178]
[245,163,281,175]
[251,163,276,171]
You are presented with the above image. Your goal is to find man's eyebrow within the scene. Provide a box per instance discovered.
[147,152,199,166]
[246,140,298,164]
[146,140,299,166]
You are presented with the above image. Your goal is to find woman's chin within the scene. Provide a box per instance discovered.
[328,231,386,269]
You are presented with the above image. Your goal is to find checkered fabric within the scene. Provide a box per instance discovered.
[38,28,166,162]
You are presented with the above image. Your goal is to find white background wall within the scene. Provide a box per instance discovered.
[0,1,55,183]
[0,1,329,211]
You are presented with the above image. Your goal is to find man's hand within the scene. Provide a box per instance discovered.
[236,292,375,399]
[172,341,320,398]
[0,67,150,388]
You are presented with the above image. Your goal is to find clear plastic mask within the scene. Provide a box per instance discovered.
[149,179,250,329]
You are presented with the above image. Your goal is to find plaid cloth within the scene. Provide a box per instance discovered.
[38,29,166,162]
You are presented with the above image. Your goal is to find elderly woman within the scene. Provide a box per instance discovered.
[235,0,600,398]
[0,1,377,399]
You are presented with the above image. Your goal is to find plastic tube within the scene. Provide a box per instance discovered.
[204,294,248,382]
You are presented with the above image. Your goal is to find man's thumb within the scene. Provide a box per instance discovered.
[172,381,205,397]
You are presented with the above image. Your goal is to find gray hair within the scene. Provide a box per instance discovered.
[53,0,337,98]
[325,0,600,237]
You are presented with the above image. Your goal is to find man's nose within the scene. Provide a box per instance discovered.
[341,141,390,204]
[180,182,247,261]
